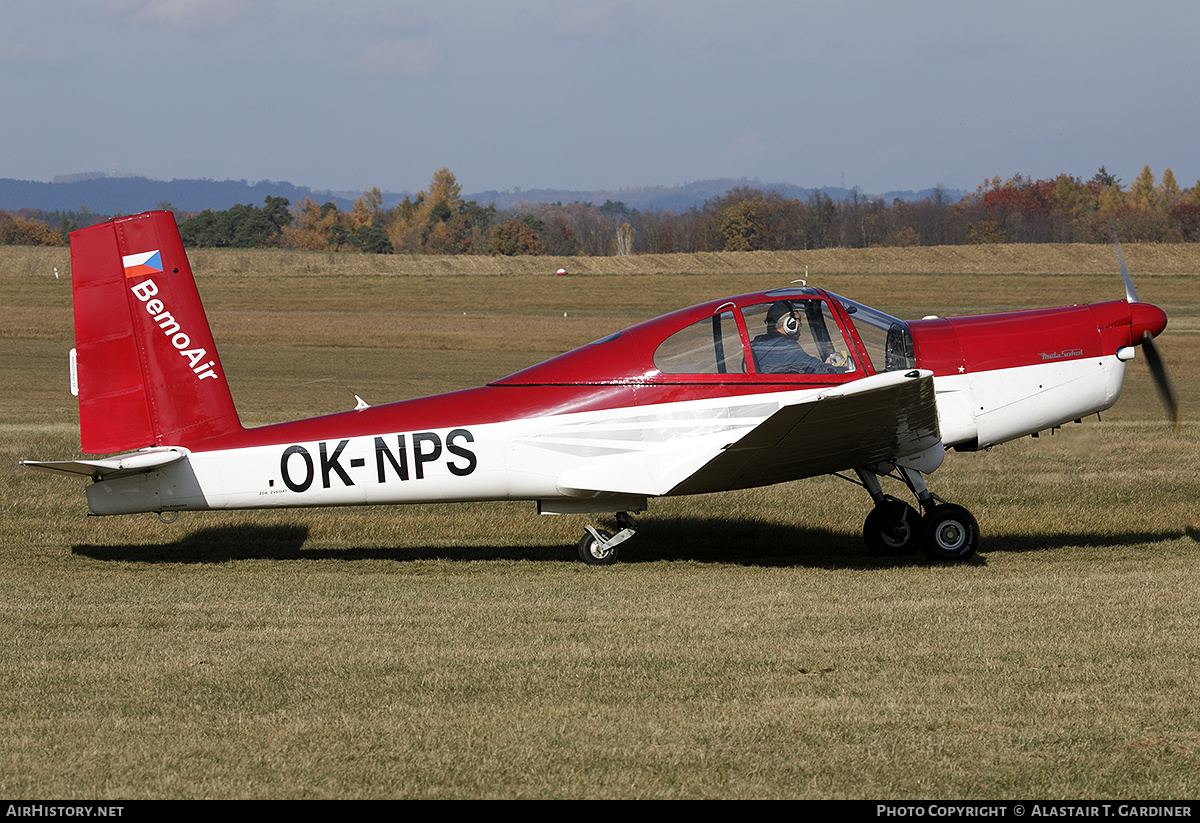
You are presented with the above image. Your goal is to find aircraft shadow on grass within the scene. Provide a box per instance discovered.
[976,528,1190,556]
[71,524,310,564]
[70,518,1192,568]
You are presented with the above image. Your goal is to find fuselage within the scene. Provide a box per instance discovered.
[83,286,1167,517]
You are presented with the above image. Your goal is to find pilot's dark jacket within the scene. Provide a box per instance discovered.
[750,333,840,375]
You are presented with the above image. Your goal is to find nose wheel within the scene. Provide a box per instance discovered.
[577,512,637,565]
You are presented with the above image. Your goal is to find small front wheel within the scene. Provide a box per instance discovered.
[578,530,619,565]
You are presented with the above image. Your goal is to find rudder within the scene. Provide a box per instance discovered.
[72,211,242,454]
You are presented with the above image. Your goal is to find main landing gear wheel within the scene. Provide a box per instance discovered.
[855,467,979,563]
[920,504,979,562]
[862,496,922,556]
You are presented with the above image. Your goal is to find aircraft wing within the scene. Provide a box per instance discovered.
[667,370,940,494]
[556,370,941,498]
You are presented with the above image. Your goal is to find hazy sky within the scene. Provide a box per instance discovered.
[3,0,1197,197]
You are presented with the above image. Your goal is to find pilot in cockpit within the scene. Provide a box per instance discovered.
[750,301,847,375]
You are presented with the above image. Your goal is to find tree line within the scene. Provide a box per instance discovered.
[6,165,1199,251]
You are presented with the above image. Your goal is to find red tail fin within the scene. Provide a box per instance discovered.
[71,211,242,454]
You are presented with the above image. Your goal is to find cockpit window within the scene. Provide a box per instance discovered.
[653,310,746,374]
[836,297,915,373]
[741,298,857,375]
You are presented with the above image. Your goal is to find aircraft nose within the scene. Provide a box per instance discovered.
[1130,303,1168,342]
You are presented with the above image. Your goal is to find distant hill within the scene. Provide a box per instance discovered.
[0,175,375,216]
[0,173,964,217]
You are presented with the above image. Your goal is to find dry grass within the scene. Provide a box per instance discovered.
[8,240,1200,279]
[1,244,1198,799]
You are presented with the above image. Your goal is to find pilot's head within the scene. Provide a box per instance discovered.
[766,301,800,337]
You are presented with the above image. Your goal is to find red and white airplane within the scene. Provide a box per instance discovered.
[22,211,1177,564]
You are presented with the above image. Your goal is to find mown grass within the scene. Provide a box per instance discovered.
[1,245,1197,798]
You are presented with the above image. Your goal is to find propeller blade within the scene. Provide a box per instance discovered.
[1114,233,1179,431]
[1114,234,1138,304]
[1140,331,1181,434]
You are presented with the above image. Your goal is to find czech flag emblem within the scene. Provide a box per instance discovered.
[122,250,163,278]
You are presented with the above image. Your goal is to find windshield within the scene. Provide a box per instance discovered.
[834,296,915,373]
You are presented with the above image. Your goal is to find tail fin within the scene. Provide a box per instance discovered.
[72,211,242,454]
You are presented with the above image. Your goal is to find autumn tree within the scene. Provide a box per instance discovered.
[719,199,759,251]
[1169,201,1200,241]
[422,170,470,253]
[166,164,1200,254]
[702,187,805,251]
[487,217,545,255]
[280,198,342,250]
[1129,165,1158,210]
[1158,168,1182,211]
[386,168,488,254]
[704,187,761,251]
[0,211,64,245]
[341,188,393,253]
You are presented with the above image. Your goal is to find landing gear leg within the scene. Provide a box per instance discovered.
[897,467,979,562]
[577,512,637,565]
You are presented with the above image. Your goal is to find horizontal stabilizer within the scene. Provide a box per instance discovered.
[19,447,188,481]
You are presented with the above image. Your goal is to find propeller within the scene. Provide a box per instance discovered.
[1114,235,1181,433]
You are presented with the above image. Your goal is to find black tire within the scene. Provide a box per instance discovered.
[864,499,916,556]
[920,504,979,562]
[577,530,619,565]
[863,496,922,556]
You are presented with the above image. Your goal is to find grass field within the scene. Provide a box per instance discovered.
[1,244,1198,799]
